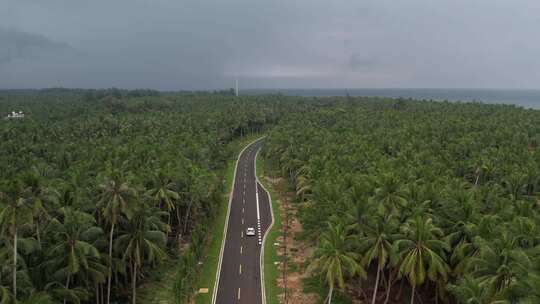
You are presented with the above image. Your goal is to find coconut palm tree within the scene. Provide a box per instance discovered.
[373,173,408,216]
[514,272,540,303]
[394,216,450,304]
[0,180,33,300]
[115,204,167,304]
[181,170,213,238]
[145,171,179,215]
[96,171,137,304]
[467,232,531,297]
[294,164,312,201]
[43,207,104,304]
[0,287,55,304]
[447,275,502,304]
[502,172,526,201]
[358,214,399,304]
[22,168,59,249]
[308,221,365,304]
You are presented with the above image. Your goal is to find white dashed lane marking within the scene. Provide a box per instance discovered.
[255,183,262,245]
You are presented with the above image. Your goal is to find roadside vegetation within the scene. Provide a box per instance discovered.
[256,149,283,304]
[262,98,540,303]
[0,89,303,304]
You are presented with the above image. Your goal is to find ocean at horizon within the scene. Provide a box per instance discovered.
[243,88,540,109]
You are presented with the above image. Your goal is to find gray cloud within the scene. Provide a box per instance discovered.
[0,28,70,64]
[347,54,378,71]
[1,0,540,89]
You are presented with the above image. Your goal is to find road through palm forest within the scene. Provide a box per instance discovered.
[212,139,273,304]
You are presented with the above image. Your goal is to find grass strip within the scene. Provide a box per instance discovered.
[256,153,283,304]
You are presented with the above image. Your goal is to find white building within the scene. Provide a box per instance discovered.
[6,111,25,119]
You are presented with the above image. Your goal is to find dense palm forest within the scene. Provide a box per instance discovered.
[0,89,307,304]
[262,98,540,303]
[3,90,540,304]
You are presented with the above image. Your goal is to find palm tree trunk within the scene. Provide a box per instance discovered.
[358,276,364,300]
[95,282,100,304]
[12,227,17,300]
[410,284,415,304]
[182,200,193,236]
[64,273,71,304]
[132,262,137,304]
[383,281,392,304]
[36,220,42,249]
[396,279,404,300]
[383,269,395,304]
[166,212,171,239]
[371,266,381,304]
[327,285,333,304]
[384,274,392,304]
[107,223,115,304]
[176,207,182,249]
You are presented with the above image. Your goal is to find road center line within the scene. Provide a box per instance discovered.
[238,288,241,300]
[239,264,242,275]
[240,245,243,254]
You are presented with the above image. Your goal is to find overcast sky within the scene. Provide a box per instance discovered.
[1,0,540,90]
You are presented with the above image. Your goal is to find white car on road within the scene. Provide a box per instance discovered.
[246,227,256,236]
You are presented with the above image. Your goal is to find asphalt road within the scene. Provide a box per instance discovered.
[213,139,272,304]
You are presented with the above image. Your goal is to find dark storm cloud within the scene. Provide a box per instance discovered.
[1,0,540,89]
[0,28,71,65]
